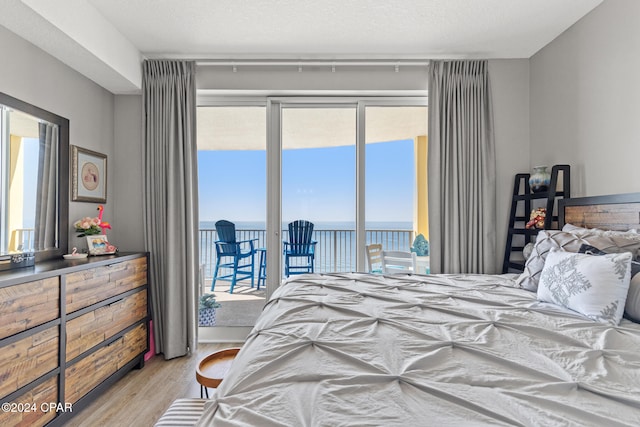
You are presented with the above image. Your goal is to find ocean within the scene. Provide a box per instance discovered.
[199,221,413,231]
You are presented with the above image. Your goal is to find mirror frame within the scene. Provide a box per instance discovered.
[0,92,69,262]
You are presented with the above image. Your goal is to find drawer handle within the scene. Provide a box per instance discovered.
[107,337,124,347]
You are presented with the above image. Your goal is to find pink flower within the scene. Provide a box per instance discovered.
[74,210,112,237]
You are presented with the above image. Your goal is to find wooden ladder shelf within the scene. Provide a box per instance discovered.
[502,164,570,273]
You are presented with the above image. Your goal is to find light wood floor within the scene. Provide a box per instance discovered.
[65,343,240,427]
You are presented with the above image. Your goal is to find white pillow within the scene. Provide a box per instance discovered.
[517,230,640,292]
[537,249,632,325]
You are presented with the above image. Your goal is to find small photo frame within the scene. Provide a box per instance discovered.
[86,235,117,256]
[72,145,107,203]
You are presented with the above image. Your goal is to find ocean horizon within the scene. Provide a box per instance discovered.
[200,220,413,231]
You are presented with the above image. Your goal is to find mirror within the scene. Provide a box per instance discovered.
[0,92,68,264]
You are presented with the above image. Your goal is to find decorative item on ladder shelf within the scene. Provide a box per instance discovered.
[525,208,547,229]
[529,166,551,193]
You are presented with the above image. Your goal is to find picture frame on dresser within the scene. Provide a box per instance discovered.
[71,145,107,203]
[86,235,117,255]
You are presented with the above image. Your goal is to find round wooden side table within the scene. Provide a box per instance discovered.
[196,347,241,398]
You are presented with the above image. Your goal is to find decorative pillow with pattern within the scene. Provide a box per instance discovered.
[537,249,632,325]
[516,231,588,291]
[579,244,640,322]
[516,230,640,292]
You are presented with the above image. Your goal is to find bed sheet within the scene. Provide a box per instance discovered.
[197,273,640,426]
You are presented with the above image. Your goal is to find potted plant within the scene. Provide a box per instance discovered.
[199,294,221,327]
[410,234,429,256]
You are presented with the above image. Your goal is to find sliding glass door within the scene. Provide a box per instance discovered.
[197,105,267,328]
[196,98,427,313]
[281,106,357,273]
[364,106,428,272]
[269,100,427,282]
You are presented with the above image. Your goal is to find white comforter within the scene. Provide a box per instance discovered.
[197,273,640,426]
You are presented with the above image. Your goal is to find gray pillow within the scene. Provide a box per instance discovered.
[626,275,640,323]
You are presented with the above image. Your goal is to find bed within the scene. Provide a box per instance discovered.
[175,193,640,426]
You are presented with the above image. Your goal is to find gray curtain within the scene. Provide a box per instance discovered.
[34,122,58,251]
[142,60,199,360]
[428,60,496,274]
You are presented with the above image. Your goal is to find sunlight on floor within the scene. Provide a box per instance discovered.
[206,280,265,302]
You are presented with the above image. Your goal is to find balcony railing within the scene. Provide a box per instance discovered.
[199,228,415,283]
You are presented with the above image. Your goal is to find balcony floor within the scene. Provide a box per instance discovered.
[204,279,266,327]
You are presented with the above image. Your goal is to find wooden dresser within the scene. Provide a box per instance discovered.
[0,253,149,427]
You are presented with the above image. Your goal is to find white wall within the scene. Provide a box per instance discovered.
[530,0,640,197]
[112,95,144,251]
[489,59,531,272]
[0,25,115,252]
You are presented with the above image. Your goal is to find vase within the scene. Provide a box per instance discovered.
[529,166,551,193]
[198,308,217,327]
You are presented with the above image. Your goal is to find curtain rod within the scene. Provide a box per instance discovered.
[196,60,430,67]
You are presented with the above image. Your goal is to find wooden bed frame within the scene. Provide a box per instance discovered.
[559,192,640,231]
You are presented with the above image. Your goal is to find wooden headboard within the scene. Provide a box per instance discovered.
[559,193,640,231]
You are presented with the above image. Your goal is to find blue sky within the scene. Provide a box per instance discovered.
[198,139,414,224]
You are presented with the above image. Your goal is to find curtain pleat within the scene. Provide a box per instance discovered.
[428,60,496,274]
[142,60,199,359]
[34,122,58,251]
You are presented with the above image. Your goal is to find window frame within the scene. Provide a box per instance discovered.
[197,94,428,299]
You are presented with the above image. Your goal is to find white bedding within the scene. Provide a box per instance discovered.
[197,273,640,426]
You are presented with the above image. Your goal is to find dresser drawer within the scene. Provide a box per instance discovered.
[0,377,58,427]
[66,257,147,313]
[0,326,59,399]
[66,289,147,361]
[0,277,59,340]
[65,323,147,404]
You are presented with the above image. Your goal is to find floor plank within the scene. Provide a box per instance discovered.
[64,343,240,427]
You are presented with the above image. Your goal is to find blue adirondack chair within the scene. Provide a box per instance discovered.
[283,220,317,277]
[211,220,257,293]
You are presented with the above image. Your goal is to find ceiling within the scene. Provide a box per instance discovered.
[197,106,428,150]
[0,0,603,94]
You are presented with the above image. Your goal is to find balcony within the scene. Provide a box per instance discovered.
[200,227,417,327]
[199,227,416,294]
